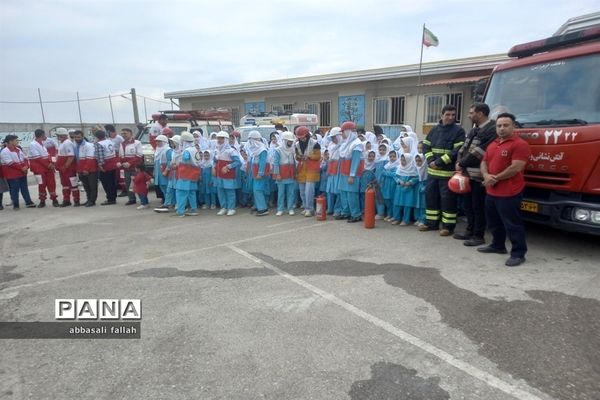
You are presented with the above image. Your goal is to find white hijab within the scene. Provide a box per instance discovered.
[200,150,214,168]
[364,151,377,171]
[375,144,390,164]
[415,153,428,181]
[383,150,400,171]
[339,131,364,158]
[246,138,267,159]
[396,152,418,177]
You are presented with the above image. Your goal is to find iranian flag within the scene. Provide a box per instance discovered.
[423,27,439,47]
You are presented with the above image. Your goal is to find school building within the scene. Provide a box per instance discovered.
[164,53,509,138]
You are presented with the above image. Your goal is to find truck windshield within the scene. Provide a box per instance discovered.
[485,53,600,126]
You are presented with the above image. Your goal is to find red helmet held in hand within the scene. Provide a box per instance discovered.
[448,172,471,194]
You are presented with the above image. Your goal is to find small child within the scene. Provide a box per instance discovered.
[392,153,419,225]
[381,150,399,221]
[318,149,329,196]
[360,150,376,212]
[133,165,152,210]
[200,150,216,209]
[239,149,252,207]
[414,153,427,227]
[374,144,389,219]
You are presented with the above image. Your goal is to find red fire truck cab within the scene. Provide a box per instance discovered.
[484,24,600,234]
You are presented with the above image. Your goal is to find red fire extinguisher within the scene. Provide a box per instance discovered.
[364,186,376,229]
[316,195,327,221]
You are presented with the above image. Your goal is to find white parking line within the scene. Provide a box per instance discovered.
[226,244,545,400]
[0,223,323,293]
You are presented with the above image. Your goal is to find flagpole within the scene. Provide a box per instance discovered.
[414,23,425,132]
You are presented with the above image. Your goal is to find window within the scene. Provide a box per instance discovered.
[230,107,240,126]
[272,103,293,113]
[424,93,463,123]
[373,96,405,125]
[305,101,331,126]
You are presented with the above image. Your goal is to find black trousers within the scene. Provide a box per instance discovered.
[425,178,458,230]
[463,180,487,238]
[79,172,98,204]
[98,169,117,202]
[485,193,527,258]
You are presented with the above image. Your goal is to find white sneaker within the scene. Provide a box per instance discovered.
[276,211,284,216]
[226,209,236,216]
[185,211,199,216]
[137,205,148,210]
[217,208,227,216]
[304,210,314,217]
[154,207,169,213]
[289,209,295,216]
[375,214,384,220]
[201,205,208,210]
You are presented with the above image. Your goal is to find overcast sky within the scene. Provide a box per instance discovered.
[0,0,598,123]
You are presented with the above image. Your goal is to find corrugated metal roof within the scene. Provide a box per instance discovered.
[420,75,489,86]
[165,54,509,99]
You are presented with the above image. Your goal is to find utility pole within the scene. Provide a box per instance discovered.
[37,88,46,124]
[130,88,140,124]
[108,94,115,124]
[76,91,84,130]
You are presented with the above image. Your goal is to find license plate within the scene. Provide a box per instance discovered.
[520,201,539,213]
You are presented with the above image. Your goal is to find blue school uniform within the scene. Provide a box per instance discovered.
[273,149,296,212]
[175,146,200,216]
[201,165,216,207]
[380,164,398,218]
[213,147,241,210]
[374,159,387,216]
[251,150,269,212]
[359,168,375,212]
[393,174,418,223]
[338,147,364,219]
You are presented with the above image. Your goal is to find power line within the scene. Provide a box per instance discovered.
[0,91,167,104]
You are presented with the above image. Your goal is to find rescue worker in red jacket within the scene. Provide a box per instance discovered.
[55,128,80,207]
[28,129,59,207]
[117,128,143,205]
[0,135,36,209]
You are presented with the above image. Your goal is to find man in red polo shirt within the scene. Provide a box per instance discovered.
[478,113,530,267]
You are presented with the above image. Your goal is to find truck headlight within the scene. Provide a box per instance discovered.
[573,208,590,222]
[591,211,600,224]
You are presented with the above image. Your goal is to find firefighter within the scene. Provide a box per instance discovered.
[420,104,466,236]
[55,128,80,207]
[336,121,365,223]
[28,129,59,207]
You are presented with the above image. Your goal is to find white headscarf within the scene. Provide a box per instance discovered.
[154,141,169,165]
[200,150,214,168]
[246,138,267,159]
[364,150,377,171]
[396,153,418,177]
[415,153,428,181]
[383,150,400,171]
[375,143,390,164]
[365,131,378,149]
[339,131,364,158]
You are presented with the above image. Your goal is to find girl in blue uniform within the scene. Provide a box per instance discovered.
[325,127,342,216]
[392,153,418,225]
[360,150,376,212]
[152,135,170,208]
[374,143,389,219]
[214,131,241,216]
[200,150,216,209]
[247,131,270,216]
[381,150,399,221]
[273,131,297,216]
[414,153,428,228]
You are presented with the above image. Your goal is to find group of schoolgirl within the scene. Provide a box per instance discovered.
[318,124,428,227]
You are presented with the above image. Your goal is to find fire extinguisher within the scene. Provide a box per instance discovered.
[364,186,376,229]
[316,195,327,221]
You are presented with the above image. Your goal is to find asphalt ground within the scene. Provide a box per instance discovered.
[0,183,599,400]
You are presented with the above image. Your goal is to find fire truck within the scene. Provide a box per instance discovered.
[483,19,600,234]
[136,109,234,174]
[239,111,319,133]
